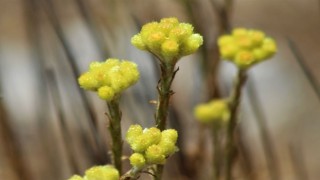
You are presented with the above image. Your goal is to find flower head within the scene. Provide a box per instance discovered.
[194,99,230,124]
[68,165,119,180]
[78,58,140,101]
[218,28,277,69]
[125,125,178,166]
[131,17,203,65]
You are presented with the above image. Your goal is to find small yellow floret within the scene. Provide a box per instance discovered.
[129,153,146,169]
[234,50,255,69]
[158,140,177,156]
[98,86,115,101]
[126,124,143,144]
[181,33,203,56]
[218,35,234,47]
[161,129,178,143]
[78,72,99,90]
[194,99,230,124]
[85,165,119,180]
[232,28,248,37]
[68,175,83,180]
[145,145,166,164]
[131,34,146,50]
[220,44,239,60]
[161,39,179,60]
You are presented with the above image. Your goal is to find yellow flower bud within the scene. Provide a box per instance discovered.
[235,36,253,49]
[161,129,178,144]
[126,124,143,145]
[262,38,277,56]
[131,34,146,50]
[232,28,248,37]
[98,86,115,101]
[78,72,99,90]
[85,165,119,180]
[68,175,83,180]
[218,35,234,47]
[129,153,146,169]
[140,22,159,40]
[159,17,179,35]
[220,44,239,60]
[180,33,203,56]
[169,23,193,42]
[144,127,162,144]
[145,32,166,52]
[249,30,265,46]
[161,39,179,59]
[234,50,255,69]
[253,48,269,61]
[158,140,177,156]
[89,61,103,71]
[145,145,166,164]
[194,99,230,124]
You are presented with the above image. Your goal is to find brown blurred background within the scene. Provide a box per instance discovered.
[0,0,320,179]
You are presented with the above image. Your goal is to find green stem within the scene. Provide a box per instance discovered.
[225,69,247,180]
[120,167,141,180]
[154,62,177,180]
[155,63,176,131]
[107,97,123,174]
[154,164,164,180]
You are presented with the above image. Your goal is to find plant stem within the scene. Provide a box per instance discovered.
[154,164,164,180]
[154,62,178,180]
[225,69,247,180]
[155,63,176,131]
[120,167,141,180]
[107,97,123,174]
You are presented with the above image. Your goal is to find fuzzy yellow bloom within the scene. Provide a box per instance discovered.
[194,99,230,124]
[125,125,178,166]
[78,58,140,101]
[129,153,146,169]
[131,17,203,64]
[68,175,83,180]
[85,165,119,180]
[145,144,166,164]
[218,28,277,69]
[68,165,119,180]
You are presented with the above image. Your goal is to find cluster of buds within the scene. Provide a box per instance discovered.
[131,17,203,64]
[78,58,140,101]
[126,125,178,168]
[68,165,119,180]
[194,99,230,124]
[218,28,277,69]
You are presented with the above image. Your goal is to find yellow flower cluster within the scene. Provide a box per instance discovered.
[194,99,230,124]
[68,165,119,180]
[131,17,203,64]
[126,125,178,167]
[78,58,140,101]
[218,28,277,69]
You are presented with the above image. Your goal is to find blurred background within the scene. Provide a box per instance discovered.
[0,0,320,179]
